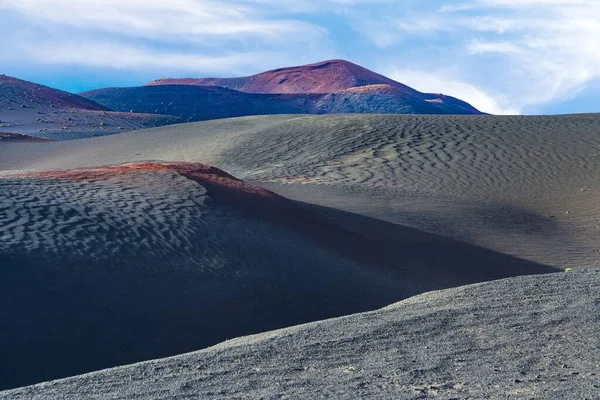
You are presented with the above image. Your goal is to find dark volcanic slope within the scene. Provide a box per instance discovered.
[4,269,598,400]
[83,59,482,119]
[81,85,316,122]
[0,161,405,389]
[0,161,553,390]
[0,75,179,139]
[147,59,417,95]
[81,84,478,123]
[316,84,481,115]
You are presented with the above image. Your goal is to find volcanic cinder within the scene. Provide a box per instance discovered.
[2,113,599,269]
[3,269,598,400]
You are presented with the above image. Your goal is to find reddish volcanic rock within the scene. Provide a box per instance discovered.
[12,162,277,200]
[136,60,483,115]
[9,162,377,263]
[147,59,419,95]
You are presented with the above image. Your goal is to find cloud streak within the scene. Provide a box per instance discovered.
[353,0,600,113]
[0,0,334,77]
[0,0,319,39]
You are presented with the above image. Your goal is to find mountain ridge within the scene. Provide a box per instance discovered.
[146,59,420,95]
[80,60,483,122]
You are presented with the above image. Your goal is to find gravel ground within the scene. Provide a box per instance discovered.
[2,269,598,399]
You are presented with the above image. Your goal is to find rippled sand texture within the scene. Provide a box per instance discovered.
[2,114,599,268]
[1,163,424,390]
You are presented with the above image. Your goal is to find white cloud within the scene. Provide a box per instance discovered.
[467,41,522,54]
[0,0,320,39]
[352,0,600,113]
[0,0,334,76]
[14,39,282,74]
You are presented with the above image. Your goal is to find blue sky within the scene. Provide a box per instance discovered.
[1,0,599,115]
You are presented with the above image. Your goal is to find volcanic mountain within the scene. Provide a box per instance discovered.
[0,74,106,110]
[145,59,481,113]
[0,75,179,139]
[81,60,483,122]
[147,59,417,95]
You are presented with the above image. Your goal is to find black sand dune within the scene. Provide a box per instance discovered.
[1,113,598,395]
[0,162,554,390]
[2,114,598,269]
[3,269,598,399]
[0,132,50,142]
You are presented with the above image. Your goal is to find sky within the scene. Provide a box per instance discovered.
[1,0,600,115]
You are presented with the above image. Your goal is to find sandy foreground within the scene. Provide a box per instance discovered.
[0,162,417,390]
[2,269,598,399]
[0,113,599,397]
[0,160,554,390]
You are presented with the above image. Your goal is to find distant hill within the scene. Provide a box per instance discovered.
[147,59,418,95]
[82,61,482,121]
[0,74,107,111]
[0,75,179,139]
[80,85,318,122]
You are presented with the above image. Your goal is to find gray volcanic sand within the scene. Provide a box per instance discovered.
[2,114,599,268]
[1,114,599,397]
[0,165,408,390]
[3,269,598,400]
[0,162,553,390]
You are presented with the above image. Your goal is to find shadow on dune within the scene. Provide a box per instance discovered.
[0,170,556,391]
[289,200,559,292]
